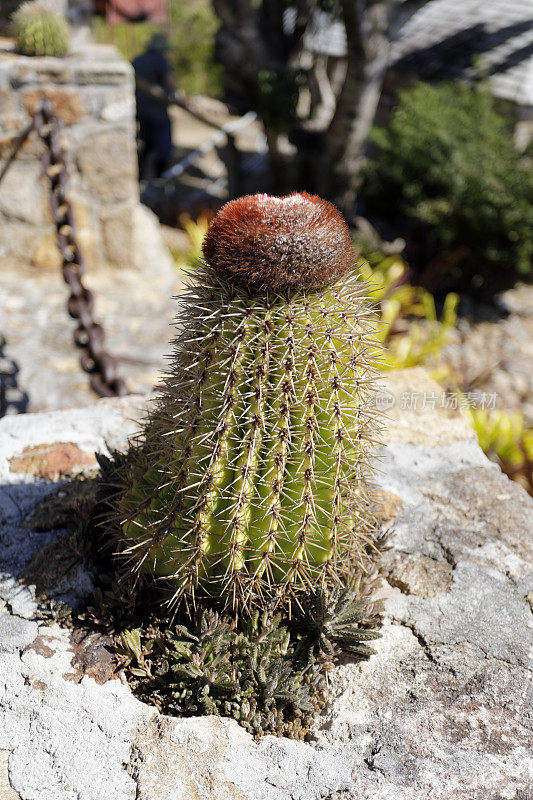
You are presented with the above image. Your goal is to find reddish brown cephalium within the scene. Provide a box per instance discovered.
[202,192,354,293]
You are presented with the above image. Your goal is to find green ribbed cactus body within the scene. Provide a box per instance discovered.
[13,7,69,57]
[120,270,376,608]
[115,193,379,611]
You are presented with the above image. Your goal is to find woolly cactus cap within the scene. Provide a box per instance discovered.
[202,192,354,293]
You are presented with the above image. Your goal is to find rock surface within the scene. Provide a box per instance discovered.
[442,284,533,426]
[0,370,532,799]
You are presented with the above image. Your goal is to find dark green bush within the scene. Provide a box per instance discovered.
[364,82,533,298]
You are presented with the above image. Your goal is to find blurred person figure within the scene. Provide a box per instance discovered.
[133,32,175,180]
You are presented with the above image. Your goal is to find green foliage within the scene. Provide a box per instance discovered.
[356,249,533,495]
[93,0,221,97]
[364,82,533,297]
[462,406,533,494]
[93,17,157,64]
[291,580,382,659]
[117,608,322,737]
[171,215,210,271]
[13,4,69,57]
[167,0,222,96]
[256,68,308,132]
[357,249,458,376]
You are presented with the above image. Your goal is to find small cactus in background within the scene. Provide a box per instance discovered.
[115,193,380,612]
[13,3,69,57]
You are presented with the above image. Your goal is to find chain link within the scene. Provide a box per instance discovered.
[0,334,29,417]
[33,100,128,398]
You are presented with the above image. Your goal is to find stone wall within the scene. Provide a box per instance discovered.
[0,41,144,271]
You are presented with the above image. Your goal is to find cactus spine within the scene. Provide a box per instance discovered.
[13,4,69,58]
[117,193,379,611]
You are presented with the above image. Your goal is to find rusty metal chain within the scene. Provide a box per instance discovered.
[0,334,29,417]
[33,100,128,399]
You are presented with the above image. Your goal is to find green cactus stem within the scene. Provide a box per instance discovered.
[115,192,380,611]
[13,4,69,58]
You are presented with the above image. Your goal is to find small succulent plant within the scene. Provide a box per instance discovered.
[114,577,383,738]
[292,578,382,659]
[12,3,69,58]
[113,192,380,613]
[117,607,326,738]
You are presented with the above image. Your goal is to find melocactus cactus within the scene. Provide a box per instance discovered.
[116,193,379,611]
[13,3,69,57]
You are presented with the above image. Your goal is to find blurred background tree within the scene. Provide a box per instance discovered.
[212,0,398,217]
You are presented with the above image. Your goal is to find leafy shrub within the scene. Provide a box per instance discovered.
[115,579,381,738]
[364,82,533,298]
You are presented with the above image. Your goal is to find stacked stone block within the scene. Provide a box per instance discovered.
[0,42,140,270]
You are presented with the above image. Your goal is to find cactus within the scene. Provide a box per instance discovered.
[115,193,379,612]
[13,3,69,58]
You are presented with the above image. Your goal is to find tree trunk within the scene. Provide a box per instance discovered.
[212,0,313,193]
[213,0,273,101]
[321,0,394,218]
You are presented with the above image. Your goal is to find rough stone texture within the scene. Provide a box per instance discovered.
[22,86,86,124]
[77,130,137,203]
[9,442,96,480]
[0,161,50,226]
[131,716,351,800]
[0,369,532,799]
[0,257,180,412]
[0,41,169,272]
[443,285,533,427]
[0,749,21,800]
